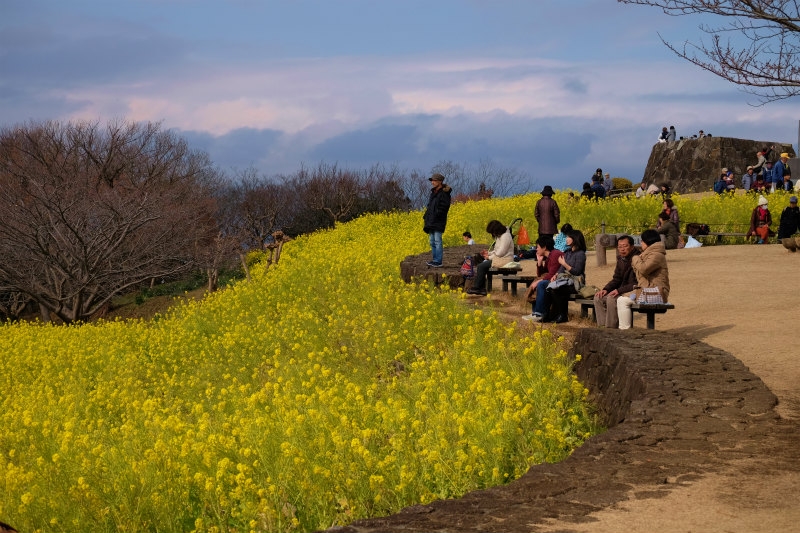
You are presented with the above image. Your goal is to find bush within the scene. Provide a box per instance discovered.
[612,177,634,190]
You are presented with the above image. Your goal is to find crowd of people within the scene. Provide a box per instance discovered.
[422,171,798,326]
[714,148,797,195]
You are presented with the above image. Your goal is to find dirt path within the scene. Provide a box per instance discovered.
[471,243,800,532]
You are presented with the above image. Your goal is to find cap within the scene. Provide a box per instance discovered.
[429,173,445,182]
[781,152,790,159]
[791,196,798,203]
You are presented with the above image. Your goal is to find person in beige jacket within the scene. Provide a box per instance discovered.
[617,229,670,329]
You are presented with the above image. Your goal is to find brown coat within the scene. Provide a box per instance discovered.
[631,241,670,301]
[603,248,640,294]
[534,196,560,235]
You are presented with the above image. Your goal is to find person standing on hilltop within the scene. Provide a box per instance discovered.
[773,153,791,193]
[667,126,676,141]
[423,173,451,267]
[534,185,560,238]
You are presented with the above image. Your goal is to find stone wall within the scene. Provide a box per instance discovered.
[330,329,799,533]
[643,137,795,193]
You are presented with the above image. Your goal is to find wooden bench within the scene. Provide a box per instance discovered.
[499,274,536,297]
[570,294,674,329]
[683,232,748,244]
[486,266,522,292]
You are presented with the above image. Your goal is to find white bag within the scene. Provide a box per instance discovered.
[684,236,702,248]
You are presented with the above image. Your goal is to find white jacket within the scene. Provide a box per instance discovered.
[489,228,515,267]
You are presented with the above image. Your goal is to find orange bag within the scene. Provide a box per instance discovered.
[517,224,530,245]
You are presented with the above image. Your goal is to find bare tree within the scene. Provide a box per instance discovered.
[619,0,800,102]
[0,120,218,323]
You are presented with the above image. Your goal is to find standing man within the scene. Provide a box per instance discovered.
[742,166,755,192]
[594,235,639,329]
[773,153,791,193]
[534,185,560,238]
[423,173,451,267]
[603,172,613,195]
[667,126,676,141]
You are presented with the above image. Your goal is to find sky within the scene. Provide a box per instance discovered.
[3,0,800,192]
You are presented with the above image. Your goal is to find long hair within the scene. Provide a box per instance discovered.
[485,220,507,238]
[567,229,587,252]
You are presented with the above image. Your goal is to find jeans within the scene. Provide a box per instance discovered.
[532,280,551,316]
[428,231,443,264]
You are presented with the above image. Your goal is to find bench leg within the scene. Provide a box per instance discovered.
[511,282,519,298]
[646,312,655,329]
[487,274,494,292]
[502,279,510,293]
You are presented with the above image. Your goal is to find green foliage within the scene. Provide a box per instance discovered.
[612,177,633,190]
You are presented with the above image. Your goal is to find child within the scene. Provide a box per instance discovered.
[462,231,475,245]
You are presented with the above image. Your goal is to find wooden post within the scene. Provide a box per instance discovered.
[595,233,607,267]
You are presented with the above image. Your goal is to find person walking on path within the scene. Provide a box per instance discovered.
[422,173,451,267]
[535,185,560,238]
[594,234,639,329]
[617,230,670,330]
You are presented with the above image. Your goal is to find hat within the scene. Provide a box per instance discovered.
[781,152,790,159]
[429,173,445,182]
[747,165,754,170]
[722,167,728,173]
[758,195,768,206]
[791,196,798,203]
[541,185,555,196]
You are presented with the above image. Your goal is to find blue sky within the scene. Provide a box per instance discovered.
[3,0,799,191]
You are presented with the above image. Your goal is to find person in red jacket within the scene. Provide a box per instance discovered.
[521,235,563,321]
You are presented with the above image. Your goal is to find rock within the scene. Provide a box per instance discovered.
[643,137,795,193]
[782,238,797,252]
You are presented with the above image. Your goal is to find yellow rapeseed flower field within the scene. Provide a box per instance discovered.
[1,189,779,532]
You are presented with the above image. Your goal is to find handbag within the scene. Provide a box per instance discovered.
[577,284,599,298]
[634,286,665,304]
[459,256,474,278]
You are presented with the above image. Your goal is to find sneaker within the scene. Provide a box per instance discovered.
[466,287,487,295]
[521,313,543,322]
[426,261,443,267]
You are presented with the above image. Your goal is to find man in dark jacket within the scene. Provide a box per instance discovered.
[778,196,800,239]
[534,185,560,237]
[422,173,451,267]
[593,234,640,328]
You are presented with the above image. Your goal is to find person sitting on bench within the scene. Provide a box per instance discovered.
[594,234,639,329]
[521,235,563,321]
[466,220,514,296]
[617,229,670,330]
[542,229,587,324]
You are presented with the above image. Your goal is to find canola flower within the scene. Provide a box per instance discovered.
[2,189,769,532]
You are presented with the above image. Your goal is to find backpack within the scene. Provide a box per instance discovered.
[459,256,475,278]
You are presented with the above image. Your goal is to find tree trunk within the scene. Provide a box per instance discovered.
[39,305,51,324]
[207,268,219,292]
[239,253,252,281]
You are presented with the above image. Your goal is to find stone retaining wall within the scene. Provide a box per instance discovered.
[331,329,799,532]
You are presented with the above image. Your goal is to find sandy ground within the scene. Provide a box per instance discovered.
[467,243,800,532]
